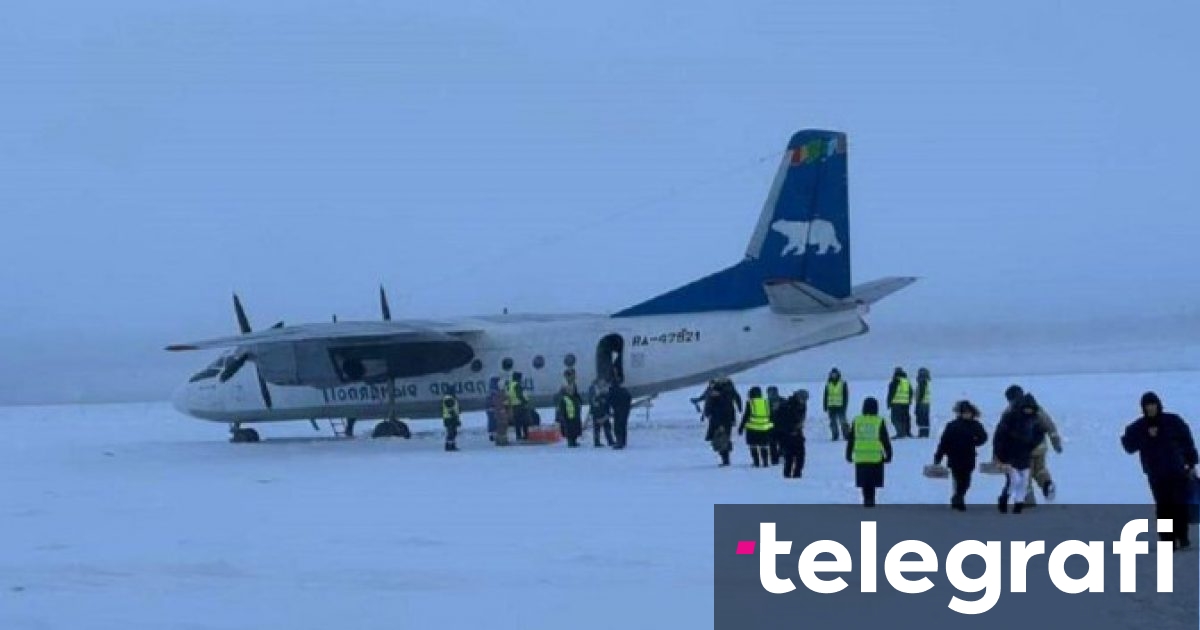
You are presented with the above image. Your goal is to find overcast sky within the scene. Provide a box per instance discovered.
[2,1,1197,404]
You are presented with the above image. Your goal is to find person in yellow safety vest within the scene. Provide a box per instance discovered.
[823,368,850,441]
[737,387,775,468]
[915,367,932,439]
[557,385,583,448]
[845,397,893,507]
[506,372,530,441]
[442,394,461,452]
[887,367,914,439]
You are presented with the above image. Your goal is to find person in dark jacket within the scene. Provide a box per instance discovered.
[1122,392,1198,549]
[706,385,737,467]
[441,394,461,452]
[992,393,1047,514]
[934,400,988,511]
[720,377,743,414]
[915,367,932,438]
[846,397,893,507]
[767,386,784,465]
[692,379,717,414]
[609,379,633,449]
[588,378,614,447]
[774,390,808,479]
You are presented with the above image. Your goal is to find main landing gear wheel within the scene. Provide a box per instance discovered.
[229,427,260,443]
[372,419,411,439]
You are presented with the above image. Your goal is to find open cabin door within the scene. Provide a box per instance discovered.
[595,333,626,386]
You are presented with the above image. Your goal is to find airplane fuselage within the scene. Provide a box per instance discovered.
[174,306,867,423]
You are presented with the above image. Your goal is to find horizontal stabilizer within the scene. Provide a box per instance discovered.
[764,280,843,314]
[765,276,916,314]
[850,276,917,305]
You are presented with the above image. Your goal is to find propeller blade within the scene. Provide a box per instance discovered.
[332,314,338,323]
[256,366,273,409]
[233,294,252,334]
[219,353,250,382]
[380,285,392,322]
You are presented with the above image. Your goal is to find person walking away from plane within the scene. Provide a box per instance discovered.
[993,393,1046,514]
[717,377,743,415]
[442,394,461,452]
[1000,385,1063,505]
[707,385,736,467]
[933,400,988,511]
[1122,392,1198,550]
[915,367,932,438]
[608,378,633,449]
[846,397,893,507]
[506,371,529,441]
[775,390,808,479]
[692,380,716,416]
[557,385,583,448]
[738,387,774,468]
[824,368,850,441]
[767,386,784,465]
[589,378,615,448]
[888,367,913,439]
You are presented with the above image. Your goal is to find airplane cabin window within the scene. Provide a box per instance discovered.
[533,355,545,370]
[470,359,483,373]
[564,353,576,368]
[501,358,514,371]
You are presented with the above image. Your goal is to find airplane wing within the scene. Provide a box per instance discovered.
[166,321,482,351]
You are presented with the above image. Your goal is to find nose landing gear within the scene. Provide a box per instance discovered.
[228,422,260,443]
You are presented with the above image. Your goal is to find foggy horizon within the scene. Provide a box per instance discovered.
[3,0,1197,405]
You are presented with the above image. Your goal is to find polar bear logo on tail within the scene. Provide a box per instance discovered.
[772,219,843,256]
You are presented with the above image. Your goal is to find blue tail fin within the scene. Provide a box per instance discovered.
[614,130,851,317]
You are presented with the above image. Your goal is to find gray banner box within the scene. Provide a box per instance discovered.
[715,504,1198,630]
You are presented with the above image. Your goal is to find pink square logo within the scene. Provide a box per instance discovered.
[735,540,756,555]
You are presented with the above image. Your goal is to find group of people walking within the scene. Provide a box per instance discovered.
[551,368,634,449]
[697,368,1200,550]
[929,385,1062,514]
[476,368,634,450]
[696,378,808,477]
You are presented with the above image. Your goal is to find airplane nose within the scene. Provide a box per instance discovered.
[171,383,191,415]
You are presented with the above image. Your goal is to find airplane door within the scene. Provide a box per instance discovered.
[595,332,632,385]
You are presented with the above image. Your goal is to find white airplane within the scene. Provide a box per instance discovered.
[168,130,915,442]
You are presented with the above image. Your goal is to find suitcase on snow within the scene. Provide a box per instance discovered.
[923,464,949,479]
[979,461,1006,475]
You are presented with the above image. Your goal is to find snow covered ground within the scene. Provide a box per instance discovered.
[2,370,1197,629]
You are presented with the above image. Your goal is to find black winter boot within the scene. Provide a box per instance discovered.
[1013,502,1024,514]
[751,449,761,467]
[719,451,731,467]
[998,494,1008,513]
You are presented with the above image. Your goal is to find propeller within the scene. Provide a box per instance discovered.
[225,293,274,409]
[380,285,396,421]
[380,285,392,322]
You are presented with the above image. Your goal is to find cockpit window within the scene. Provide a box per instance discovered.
[189,368,220,382]
[190,353,232,382]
